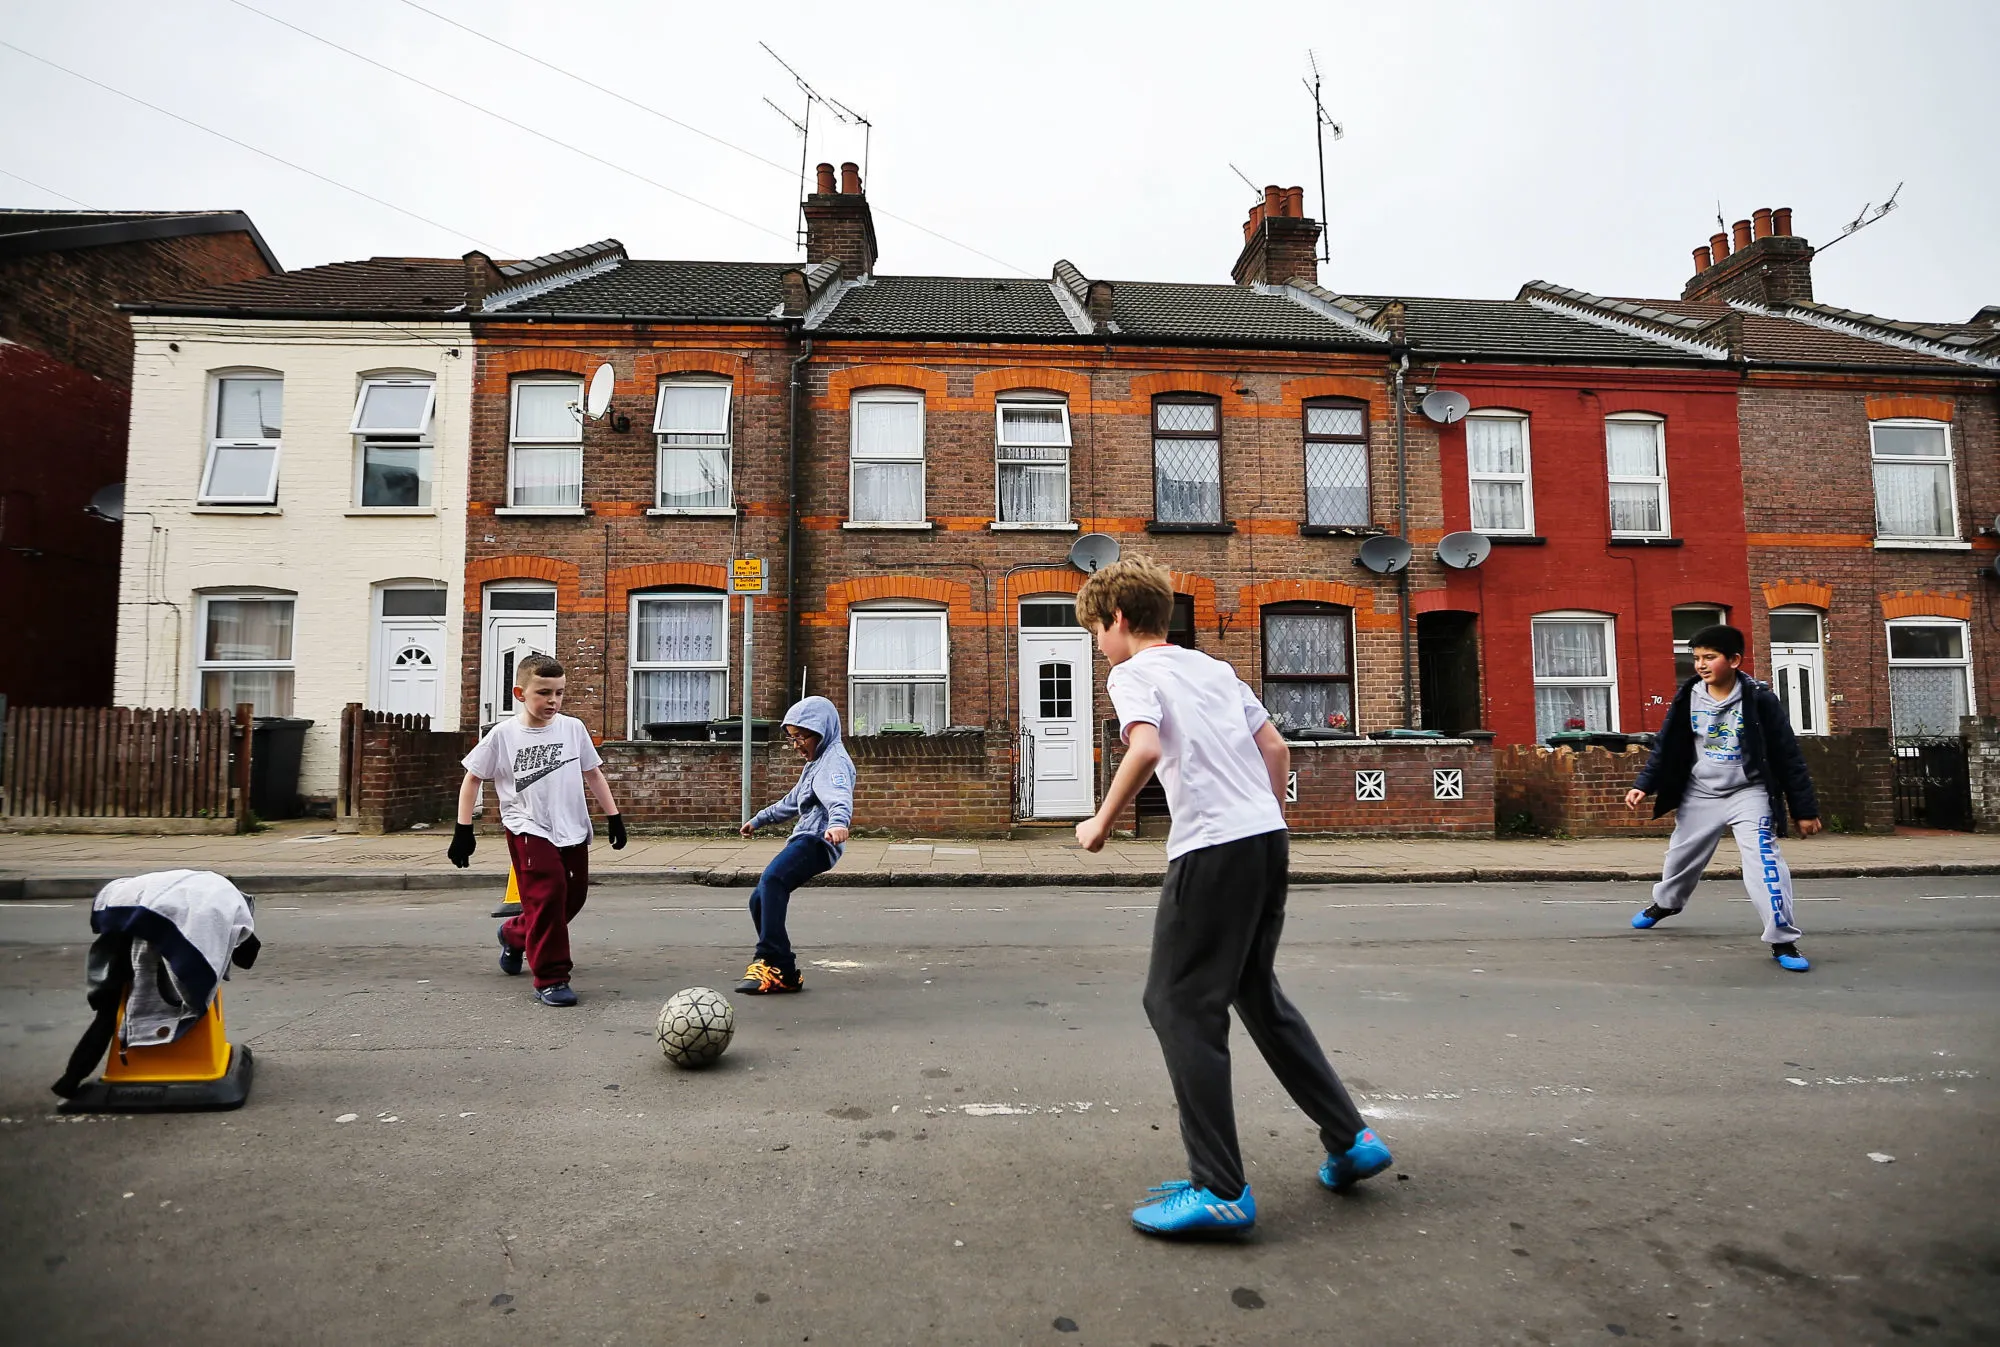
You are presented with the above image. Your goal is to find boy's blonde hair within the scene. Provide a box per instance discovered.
[515,652,565,686]
[1075,555,1174,636]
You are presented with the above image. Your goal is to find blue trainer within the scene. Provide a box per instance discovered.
[1319,1127,1394,1191]
[498,928,524,976]
[1630,904,1677,930]
[1771,942,1810,972]
[535,982,578,1007]
[1130,1180,1255,1237]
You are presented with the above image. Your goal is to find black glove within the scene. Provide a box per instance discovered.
[607,813,627,850]
[447,822,476,869]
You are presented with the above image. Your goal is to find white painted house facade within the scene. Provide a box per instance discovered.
[115,316,475,800]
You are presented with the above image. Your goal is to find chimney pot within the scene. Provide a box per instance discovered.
[1283,186,1305,217]
[840,162,862,195]
[1263,185,1283,217]
[815,162,835,195]
[1710,231,1731,260]
[1753,207,1773,240]
[1773,207,1793,237]
[1242,203,1265,243]
[1732,218,1753,251]
[1692,246,1712,274]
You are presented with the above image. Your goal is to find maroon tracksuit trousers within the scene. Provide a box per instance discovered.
[501,830,590,988]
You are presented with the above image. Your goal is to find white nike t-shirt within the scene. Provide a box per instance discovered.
[1107,644,1286,860]
[462,713,602,847]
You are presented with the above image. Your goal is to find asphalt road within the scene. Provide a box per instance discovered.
[1,874,1996,1346]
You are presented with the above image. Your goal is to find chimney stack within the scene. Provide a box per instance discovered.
[1230,183,1322,287]
[1684,204,1813,306]
[804,159,878,278]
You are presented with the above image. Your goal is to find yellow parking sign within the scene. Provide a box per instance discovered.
[730,557,767,595]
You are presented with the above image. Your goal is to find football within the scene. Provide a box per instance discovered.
[656,986,735,1068]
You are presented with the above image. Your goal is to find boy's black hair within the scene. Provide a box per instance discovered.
[1688,624,1745,660]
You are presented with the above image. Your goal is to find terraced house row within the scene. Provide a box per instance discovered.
[91,168,2000,833]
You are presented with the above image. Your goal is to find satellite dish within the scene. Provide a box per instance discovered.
[85,483,125,523]
[1435,530,1492,569]
[1420,389,1470,424]
[584,363,615,420]
[1355,534,1413,574]
[1068,533,1121,574]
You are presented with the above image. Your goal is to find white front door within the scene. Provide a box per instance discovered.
[1771,644,1826,736]
[1019,626,1093,818]
[483,613,557,729]
[378,620,445,718]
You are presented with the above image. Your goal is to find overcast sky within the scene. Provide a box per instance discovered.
[2,0,1993,320]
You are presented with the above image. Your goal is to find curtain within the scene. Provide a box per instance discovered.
[1532,621,1606,678]
[635,598,722,664]
[1534,685,1611,741]
[205,444,278,499]
[1470,481,1525,532]
[999,464,1067,523]
[355,382,429,433]
[852,462,923,522]
[362,442,431,507]
[206,599,293,661]
[1873,462,1950,537]
[1890,666,1968,740]
[1265,612,1347,675]
[1155,438,1221,522]
[512,447,582,507]
[1000,405,1067,444]
[216,378,282,438]
[203,670,294,718]
[658,383,729,436]
[633,671,724,726]
[1605,421,1660,476]
[1467,417,1524,474]
[854,400,922,457]
[514,383,580,440]
[658,447,731,510]
[1608,483,1663,533]
[850,681,945,735]
[1262,681,1352,733]
[852,615,943,674]
[1305,442,1368,526]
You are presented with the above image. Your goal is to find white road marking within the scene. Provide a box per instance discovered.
[1325,902,1449,909]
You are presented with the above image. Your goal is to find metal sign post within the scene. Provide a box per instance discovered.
[730,559,768,823]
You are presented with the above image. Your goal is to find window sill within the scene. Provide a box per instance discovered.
[192,505,282,515]
[1145,521,1236,535]
[647,507,737,518]
[1299,524,1381,537]
[494,507,588,517]
[1485,534,1546,546]
[344,508,438,517]
[842,520,934,531]
[1873,538,1972,551]
[990,521,1079,532]
[1608,536,1683,547]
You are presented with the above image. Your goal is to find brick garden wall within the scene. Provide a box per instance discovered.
[1797,728,1895,834]
[347,710,477,834]
[1496,745,1671,837]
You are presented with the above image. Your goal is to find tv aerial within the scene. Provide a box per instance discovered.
[1435,531,1492,569]
[1355,535,1412,575]
[1069,533,1121,574]
[1815,182,1903,255]
[85,483,124,523]
[1302,50,1344,264]
[1420,389,1471,424]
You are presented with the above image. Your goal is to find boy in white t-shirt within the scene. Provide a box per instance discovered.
[1074,556,1388,1238]
[449,654,625,1007]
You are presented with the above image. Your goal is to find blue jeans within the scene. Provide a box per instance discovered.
[750,834,835,973]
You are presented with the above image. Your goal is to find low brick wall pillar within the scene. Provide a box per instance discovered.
[1964,716,2000,833]
[349,710,478,834]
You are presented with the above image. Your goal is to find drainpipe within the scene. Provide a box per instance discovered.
[1393,352,1414,728]
[784,335,813,702]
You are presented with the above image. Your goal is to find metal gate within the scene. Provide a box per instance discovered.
[1013,730,1034,821]
[1893,737,1973,830]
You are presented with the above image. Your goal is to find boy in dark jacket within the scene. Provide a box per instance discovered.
[1625,624,1823,971]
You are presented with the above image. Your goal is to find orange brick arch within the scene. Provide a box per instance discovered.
[631,350,754,391]
[479,348,596,393]
[1003,569,1084,605]
[606,562,728,611]
[972,367,1094,405]
[466,555,583,610]
[1128,370,1238,403]
[812,574,976,626]
[1238,577,1375,614]
[1278,374,1379,410]
[823,364,951,405]
[1865,395,1953,422]
[1880,589,1972,621]
[1763,579,1834,611]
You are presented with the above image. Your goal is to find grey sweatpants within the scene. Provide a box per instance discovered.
[1653,787,1802,944]
[1142,828,1368,1200]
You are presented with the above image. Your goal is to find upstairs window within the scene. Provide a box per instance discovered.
[198,593,295,716]
[1532,613,1617,741]
[1871,419,1956,540]
[1303,399,1369,527]
[850,392,926,524]
[654,380,732,512]
[1153,396,1222,525]
[849,608,948,733]
[1261,603,1352,733]
[200,374,284,505]
[629,591,728,735]
[1465,411,1532,534]
[351,376,436,508]
[995,396,1071,524]
[1605,414,1669,537]
[509,378,583,509]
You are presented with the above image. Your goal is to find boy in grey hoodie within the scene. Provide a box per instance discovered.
[736,696,855,994]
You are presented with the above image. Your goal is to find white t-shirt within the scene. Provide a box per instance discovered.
[462,713,603,847]
[1106,644,1286,860]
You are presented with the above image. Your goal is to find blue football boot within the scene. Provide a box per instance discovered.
[1771,942,1810,972]
[1130,1180,1256,1237]
[1631,904,1678,930]
[1319,1127,1394,1191]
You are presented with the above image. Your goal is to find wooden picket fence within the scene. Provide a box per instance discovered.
[1,705,249,822]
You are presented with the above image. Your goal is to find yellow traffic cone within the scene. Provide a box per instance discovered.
[491,866,522,919]
[60,991,252,1113]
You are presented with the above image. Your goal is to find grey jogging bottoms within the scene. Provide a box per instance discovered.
[1142,828,1369,1200]
[1652,787,1802,944]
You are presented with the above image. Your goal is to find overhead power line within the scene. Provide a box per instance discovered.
[0,166,98,208]
[0,38,504,251]
[392,0,1028,275]
[225,0,793,244]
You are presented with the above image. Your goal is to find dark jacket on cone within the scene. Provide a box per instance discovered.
[1633,675,1820,835]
